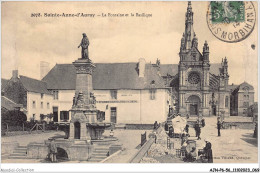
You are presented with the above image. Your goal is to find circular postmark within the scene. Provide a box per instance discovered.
[207,1,256,43]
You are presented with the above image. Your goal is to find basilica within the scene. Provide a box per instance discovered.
[162,2,255,117]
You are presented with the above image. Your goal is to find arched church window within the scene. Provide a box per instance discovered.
[225,96,229,108]
[188,72,200,84]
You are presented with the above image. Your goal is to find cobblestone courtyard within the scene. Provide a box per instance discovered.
[1,117,258,163]
[187,117,258,163]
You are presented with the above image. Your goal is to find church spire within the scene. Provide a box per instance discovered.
[183,1,194,50]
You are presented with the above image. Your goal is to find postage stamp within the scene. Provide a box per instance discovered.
[207,1,256,43]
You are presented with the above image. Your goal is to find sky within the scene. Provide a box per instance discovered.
[1,1,258,100]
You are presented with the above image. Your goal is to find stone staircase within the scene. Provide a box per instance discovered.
[9,146,27,159]
[88,144,109,162]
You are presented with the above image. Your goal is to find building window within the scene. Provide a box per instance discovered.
[110,107,117,123]
[225,96,229,108]
[41,93,44,99]
[53,90,59,100]
[41,102,43,109]
[150,89,156,100]
[32,101,36,108]
[32,114,36,121]
[110,90,117,100]
[60,111,69,121]
[47,102,50,109]
[188,72,200,85]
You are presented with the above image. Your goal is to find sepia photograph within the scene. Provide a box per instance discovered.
[1,1,259,172]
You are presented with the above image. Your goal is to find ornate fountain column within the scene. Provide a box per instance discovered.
[69,33,98,140]
[69,33,110,141]
[69,58,97,140]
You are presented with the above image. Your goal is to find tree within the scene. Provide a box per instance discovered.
[1,110,27,126]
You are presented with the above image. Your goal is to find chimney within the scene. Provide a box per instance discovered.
[12,70,19,79]
[40,61,50,79]
[138,58,146,77]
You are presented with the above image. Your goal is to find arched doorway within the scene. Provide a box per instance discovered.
[56,147,69,161]
[74,122,80,139]
[187,95,201,116]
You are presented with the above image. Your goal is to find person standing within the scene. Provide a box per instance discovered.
[197,125,201,140]
[153,121,158,129]
[185,124,189,134]
[204,141,213,163]
[186,113,190,119]
[217,120,221,136]
[49,138,57,162]
[201,118,205,127]
[194,122,199,138]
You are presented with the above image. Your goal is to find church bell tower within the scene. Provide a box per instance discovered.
[178,1,210,117]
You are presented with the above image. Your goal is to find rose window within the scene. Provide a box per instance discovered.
[188,72,200,84]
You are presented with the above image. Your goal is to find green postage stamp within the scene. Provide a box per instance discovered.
[207,1,256,43]
[210,1,245,23]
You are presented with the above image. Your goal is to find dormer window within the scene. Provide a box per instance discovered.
[41,93,44,99]
[110,90,117,100]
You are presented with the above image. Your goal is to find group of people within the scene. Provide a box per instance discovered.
[185,140,213,163]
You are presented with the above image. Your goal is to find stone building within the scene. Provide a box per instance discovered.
[2,70,53,121]
[230,82,255,116]
[42,59,172,124]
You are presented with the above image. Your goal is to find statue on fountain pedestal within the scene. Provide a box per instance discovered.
[78,33,90,59]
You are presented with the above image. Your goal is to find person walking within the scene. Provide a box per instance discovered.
[49,138,57,162]
[217,120,221,136]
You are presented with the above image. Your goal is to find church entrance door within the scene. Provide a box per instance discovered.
[187,95,201,116]
[190,104,198,116]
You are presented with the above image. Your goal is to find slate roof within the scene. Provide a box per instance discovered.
[159,63,221,77]
[42,63,167,90]
[19,76,51,94]
[160,64,178,76]
[1,96,23,110]
[235,82,254,91]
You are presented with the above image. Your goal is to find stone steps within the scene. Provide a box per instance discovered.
[88,145,109,163]
[1,153,10,160]
[8,146,27,159]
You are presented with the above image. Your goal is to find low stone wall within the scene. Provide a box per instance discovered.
[223,122,254,129]
[27,143,48,159]
[109,144,122,155]
[27,139,94,161]
[1,141,19,154]
[129,137,155,163]
[125,124,153,130]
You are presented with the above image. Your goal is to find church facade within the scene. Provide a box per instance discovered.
[162,2,255,117]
